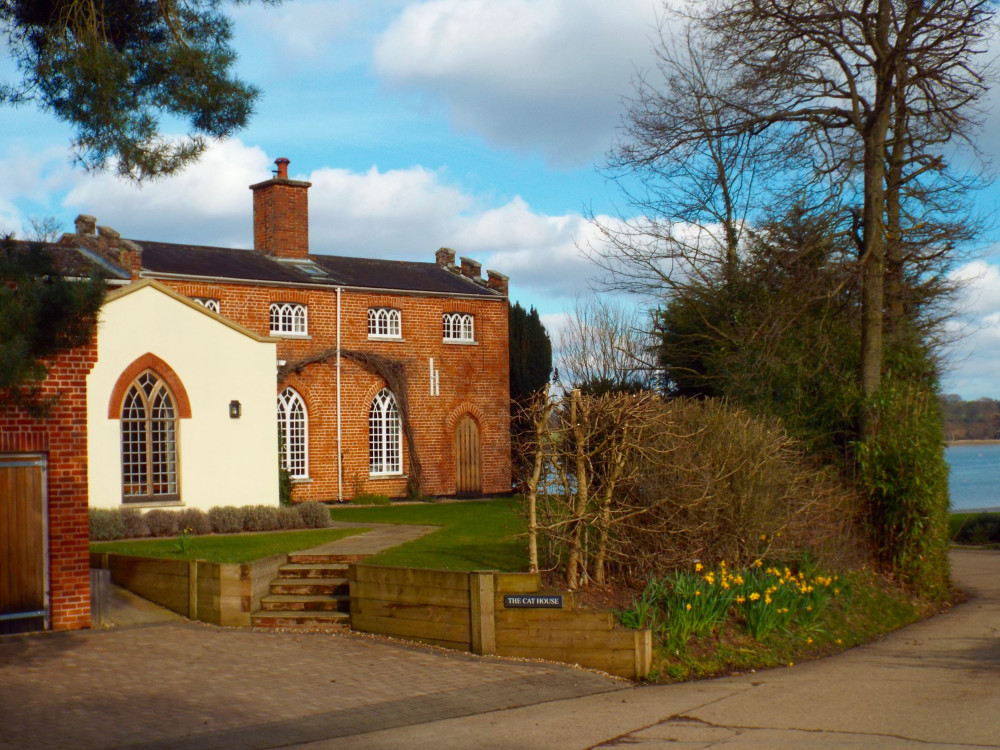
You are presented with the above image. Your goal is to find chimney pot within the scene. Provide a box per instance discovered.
[275,157,290,179]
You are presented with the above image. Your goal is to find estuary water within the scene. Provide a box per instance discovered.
[946,442,1000,512]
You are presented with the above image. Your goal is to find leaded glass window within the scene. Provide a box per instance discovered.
[121,371,179,502]
[277,388,308,479]
[369,388,402,475]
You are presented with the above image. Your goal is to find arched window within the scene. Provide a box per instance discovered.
[277,388,308,479]
[269,302,308,335]
[443,312,474,342]
[369,388,402,475]
[193,297,220,313]
[121,371,179,502]
[368,307,401,339]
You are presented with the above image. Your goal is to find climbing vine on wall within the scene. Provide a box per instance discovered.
[278,349,423,497]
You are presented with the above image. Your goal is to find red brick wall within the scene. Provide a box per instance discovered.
[0,341,97,631]
[162,279,511,501]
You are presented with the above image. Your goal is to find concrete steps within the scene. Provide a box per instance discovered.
[251,554,361,631]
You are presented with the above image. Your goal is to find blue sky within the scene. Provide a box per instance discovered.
[2,0,999,398]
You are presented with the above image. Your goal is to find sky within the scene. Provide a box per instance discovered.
[2,0,1000,399]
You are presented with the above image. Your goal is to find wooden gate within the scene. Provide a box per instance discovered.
[0,455,48,634]
[455,415,481,495]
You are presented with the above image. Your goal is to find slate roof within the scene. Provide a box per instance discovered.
[134,240,502,297]
[5,238,130,280]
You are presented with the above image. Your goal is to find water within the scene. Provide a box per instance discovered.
[946,443,1000,512]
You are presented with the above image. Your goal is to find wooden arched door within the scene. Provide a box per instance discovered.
[455,414,481,495]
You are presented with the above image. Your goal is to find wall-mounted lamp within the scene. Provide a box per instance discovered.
[229,400,242,419]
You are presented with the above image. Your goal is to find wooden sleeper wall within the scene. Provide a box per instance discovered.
[349,564,652,679]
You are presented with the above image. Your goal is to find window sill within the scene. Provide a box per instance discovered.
[291,476,313,484]
[271,332,311,340]
[368,473,406,480]
[443,339,478,346]
[121,499,183,508]
[368,335,405,342]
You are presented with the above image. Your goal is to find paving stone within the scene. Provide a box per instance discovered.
[0,621,624,749]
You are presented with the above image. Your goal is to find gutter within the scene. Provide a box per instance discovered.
[139,271,506,300]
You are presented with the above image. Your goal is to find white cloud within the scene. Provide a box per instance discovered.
[6,139,602,303]
[942,256,1000,398]
[374,0,661,166]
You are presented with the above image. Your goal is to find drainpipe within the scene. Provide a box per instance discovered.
[337,286,343,502]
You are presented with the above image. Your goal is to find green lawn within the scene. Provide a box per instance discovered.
[329,498,528,571]
[89,527,363,564]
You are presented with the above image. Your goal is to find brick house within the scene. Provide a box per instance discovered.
[82,156,511,505]
[1,157,510,632]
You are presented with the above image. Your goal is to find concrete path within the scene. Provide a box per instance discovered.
[315,548,1000,749]
[303,520,440,558]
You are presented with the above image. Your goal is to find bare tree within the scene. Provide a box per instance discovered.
[596,1,995,435]
[694,0,995,433]
[556,296,659,394]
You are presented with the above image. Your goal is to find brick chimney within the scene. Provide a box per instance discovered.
[486,269,509,295]
[249,157,311,260]
[435,247,457,270]
[459,256,482,281]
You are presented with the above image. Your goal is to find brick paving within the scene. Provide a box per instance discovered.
[0,617,625,749]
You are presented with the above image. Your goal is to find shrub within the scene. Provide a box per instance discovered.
[954,514,1000,545]
[144,509,179,537]
[120,508,150,538]
[277,505,303,529]
[855,382,950,595]
[177,508,212,536]
[352,493,391,506]
[209,506,243,534]
[89,508,124,541]
[616,398,863,580]
[297,501,331,528]
[242,504,281,532]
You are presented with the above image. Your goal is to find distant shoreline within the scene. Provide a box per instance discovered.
[947,440,1000,446]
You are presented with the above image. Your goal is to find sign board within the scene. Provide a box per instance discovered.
[503,594,563,609]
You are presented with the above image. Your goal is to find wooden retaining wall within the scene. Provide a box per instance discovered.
[349,565,652,679]
[89,552,286,627]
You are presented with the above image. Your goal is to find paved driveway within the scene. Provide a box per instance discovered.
[2,549,997,749]
[0,620,624,749]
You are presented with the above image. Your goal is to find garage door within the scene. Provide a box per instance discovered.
[0,455,48,634]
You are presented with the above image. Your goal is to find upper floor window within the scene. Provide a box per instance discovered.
[368,308,401,339]
[270,302,307,336]
[277,388,308,479]
[443,312,474,342]
[193,297,220,313]
[121,371,179,502]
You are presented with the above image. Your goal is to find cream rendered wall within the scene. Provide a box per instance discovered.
[88,283,279,510]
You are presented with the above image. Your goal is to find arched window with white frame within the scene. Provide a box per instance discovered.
[443,312,474,342]
[269,302,308,335]
[368,307,401,339]
[369,388,402,475]
[121,371,179,502]
[277,388,308,479]
[193,297,220,313]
